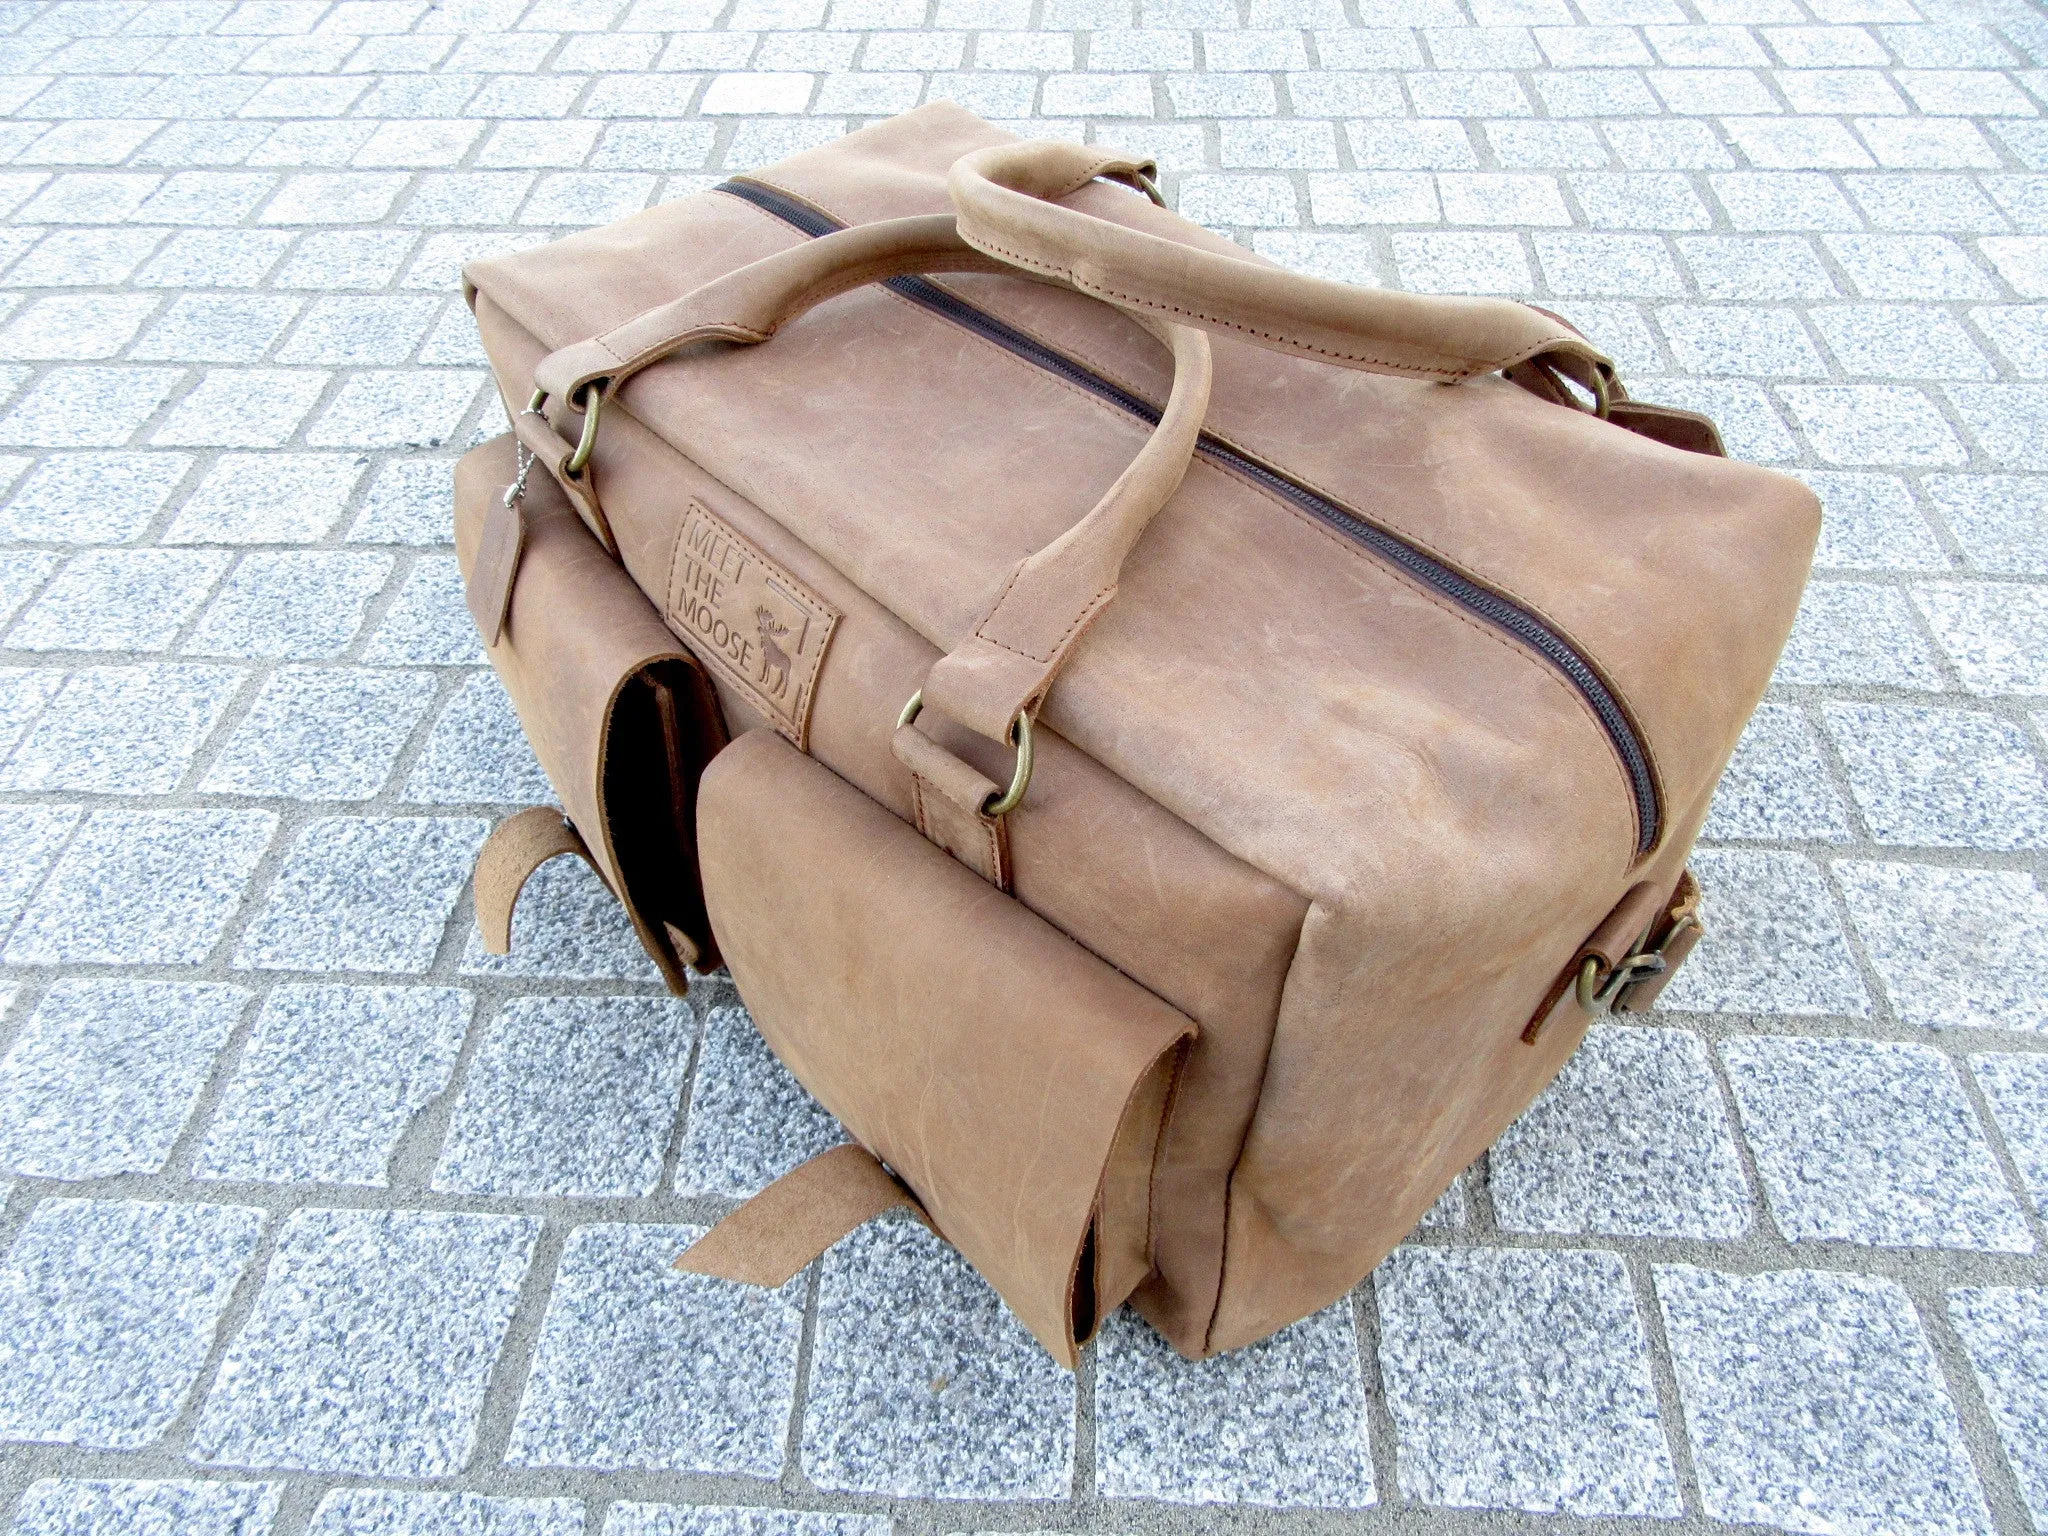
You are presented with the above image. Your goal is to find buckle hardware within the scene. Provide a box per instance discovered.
[897,690,1035,818]
[1575,913,1699,1016]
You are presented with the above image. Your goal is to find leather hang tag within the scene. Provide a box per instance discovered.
[466,490,527,648]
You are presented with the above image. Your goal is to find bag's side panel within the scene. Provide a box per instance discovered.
[452,436,723,986]
[469,297,1310,1358]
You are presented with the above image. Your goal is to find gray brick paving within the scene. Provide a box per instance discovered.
[1093,1299,1375,1506]
[433,994,694,1196]
[0,0,2039,1528]
[0,1198,265,1449]
[1374,1244,1680,1518]
[1658,1264,1996,1536]
[1950,1286,2048,1533]
[194,983,473,1187]
[506,1222,805,1475]
[1490,1022,1754,1238]
[1721,1033,2033,1249]
[190,1207,539,1478]
[10,1478,282,1536]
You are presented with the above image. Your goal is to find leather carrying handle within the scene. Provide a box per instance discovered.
[527,211,1217,752]
[947,140,1612,395]
[534,214,1010,406]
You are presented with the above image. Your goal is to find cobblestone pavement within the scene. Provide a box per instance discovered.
[0,0,2042,1531]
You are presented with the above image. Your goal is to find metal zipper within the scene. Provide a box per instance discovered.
[715,175,1661,855]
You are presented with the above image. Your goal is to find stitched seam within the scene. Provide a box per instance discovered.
[976,581,1116,664]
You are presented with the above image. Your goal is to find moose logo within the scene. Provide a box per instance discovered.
[755,605,793,698]
[665,501,840,749]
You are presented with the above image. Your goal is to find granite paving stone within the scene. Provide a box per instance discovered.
[1094,1300,1374,1507]
[347,456,457,545]
[0,1198,265,1449]
[1492,1024,1753,1240]
[401,670,552,805]
[183,548,393,659]
[1928,475,2048,575]
[1775,579,1946,689]
[1820,701,2048,850]
[599,1510,889,1536]
[803,1217,1077,1499]
[150,368,331,449]
[6,807,275,966]
[0,450,190,543]
[307,1490,583,1536]
[506,1222,804,1476]
[433,994,695,1198]
[1803,470,1950,571]
[1838,863,2048,1033]
[1914,581,2048,695]
[9,1479,283,1536]
[1971,1053,2048,1222]
[6,546,229,651]
[234,814,488,973]
[1720,1034,2032,1251]
[161,452,368,544]
[673,1002,846,1200]
[1657,1265,1994,1536]
[1374,1245,1679,1518]
[200,665,437,801]
[1655,848,1869,1015]
[362,555,481,664]
[1702,702,1853,841]
[190,1207,539,1478]
[1947,1287,2048,1534]
[194,983,473,1187]
[0,662,242,794]
[0,978,248,1179]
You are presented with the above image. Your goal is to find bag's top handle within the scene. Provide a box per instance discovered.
[948,140,1612,401]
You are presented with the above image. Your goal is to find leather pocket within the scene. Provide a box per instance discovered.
[697,728,1195,1365]
[454,434,726,989]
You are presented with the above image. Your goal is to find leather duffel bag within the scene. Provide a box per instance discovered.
[452,102,1818,1365]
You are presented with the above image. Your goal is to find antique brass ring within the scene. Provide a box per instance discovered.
[897,691,1036,817]
[525,382,607,478]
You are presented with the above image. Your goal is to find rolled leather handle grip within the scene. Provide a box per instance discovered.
[530,213,1014,406]
[946,141,1612,392]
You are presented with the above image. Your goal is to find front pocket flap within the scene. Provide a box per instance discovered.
[699,729,1195,1365]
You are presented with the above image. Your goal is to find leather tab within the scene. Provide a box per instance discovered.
[1609,401,1726,458]
[466,490,527,648]
[893,722,1011,888]
[474,806,591,955]
[672,1144,921,1288]
[510,404,619,557]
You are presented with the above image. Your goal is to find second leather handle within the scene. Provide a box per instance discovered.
[947,140,1611,392]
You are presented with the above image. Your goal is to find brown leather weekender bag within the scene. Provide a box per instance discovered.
[452,102,1818,1366]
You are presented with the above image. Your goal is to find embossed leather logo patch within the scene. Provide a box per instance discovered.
[666,502,839,748]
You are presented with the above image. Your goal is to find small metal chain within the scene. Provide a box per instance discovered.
[501,405,544,509]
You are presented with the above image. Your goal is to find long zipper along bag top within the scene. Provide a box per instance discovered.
[454,104,1818,1364]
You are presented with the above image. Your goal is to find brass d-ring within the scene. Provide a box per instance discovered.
[896,691,1036,817]
[564,380,605,478]
[521,384,606,478]
[983,709,1034,817]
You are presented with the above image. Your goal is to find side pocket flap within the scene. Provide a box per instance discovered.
[455,434,727,987]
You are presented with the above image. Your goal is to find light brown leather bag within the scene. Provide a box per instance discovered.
[454,104,1817,1365]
